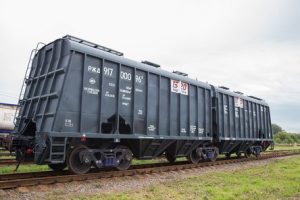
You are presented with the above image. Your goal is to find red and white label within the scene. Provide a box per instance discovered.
[234,97,244,108]
[180,82,188,95]
[171,80,189,95]
[171,80,180,93]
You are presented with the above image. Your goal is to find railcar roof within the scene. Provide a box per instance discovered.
[37,35,270,105]
[58,37,212,90]
[215,87,268,106]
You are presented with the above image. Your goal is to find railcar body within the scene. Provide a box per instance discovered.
[212,88,272,157]
[12,36,273,173]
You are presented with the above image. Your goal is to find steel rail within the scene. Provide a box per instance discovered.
[0,151,298,189]
[0,149,297,167]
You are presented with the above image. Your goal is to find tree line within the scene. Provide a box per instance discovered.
[272,124,300,144]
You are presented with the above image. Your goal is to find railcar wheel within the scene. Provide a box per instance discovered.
[187,149,201,164]
[68,145,92,174]
[116,146,133,171]
[236,152,242,158]
[48,163,67,171]
[165,152,176,163]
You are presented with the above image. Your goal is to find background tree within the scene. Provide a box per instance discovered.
[274,132,292,144]
[290,134,300,143]
[272,124,283,135]
[271,124,300,144]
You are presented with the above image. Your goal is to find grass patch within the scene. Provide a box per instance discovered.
[71,156,300,200]
[0,164,50,174]
[0,155,15,159]
[271,145,300,151]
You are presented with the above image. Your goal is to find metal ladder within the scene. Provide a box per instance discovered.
[49,137,67,163]
[13,42,45,126]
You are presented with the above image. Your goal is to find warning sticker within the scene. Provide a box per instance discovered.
[171,80,189,95]
[234,97,244,108]
[181,82,188,95]
[171,80,181,93]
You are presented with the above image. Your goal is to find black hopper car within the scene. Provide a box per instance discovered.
[12,35,273,174]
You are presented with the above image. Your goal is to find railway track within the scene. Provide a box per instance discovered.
[0,150,299,190]
[0,149,296,167]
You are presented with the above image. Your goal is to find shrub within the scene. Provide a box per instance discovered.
[274,131,299,144]
[272,124,283,135]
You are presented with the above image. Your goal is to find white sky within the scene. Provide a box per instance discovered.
[0,0,299,132]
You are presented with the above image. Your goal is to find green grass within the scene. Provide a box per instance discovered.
[271,145,300,151]
[0,164,50,174]
[70,156,300,200]
[0,155,15,159]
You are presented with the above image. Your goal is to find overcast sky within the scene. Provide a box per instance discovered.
[0,0,299,132]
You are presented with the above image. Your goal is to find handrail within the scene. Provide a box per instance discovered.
[13,42,45,126]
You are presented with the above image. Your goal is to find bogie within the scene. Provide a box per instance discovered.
[66,144,133,174]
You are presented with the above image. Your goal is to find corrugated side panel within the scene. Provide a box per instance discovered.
[217,92,272,140]
[134,69,147,134]
[54,51,212,139]
[159,77,170,135]
[16,39,70,133]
